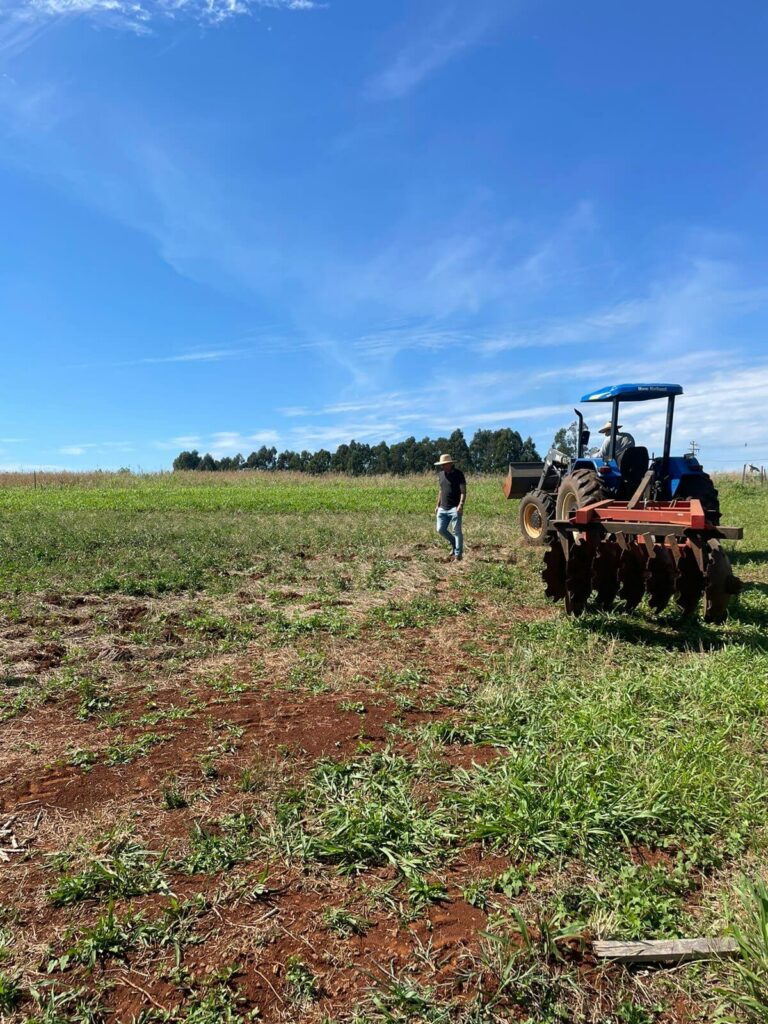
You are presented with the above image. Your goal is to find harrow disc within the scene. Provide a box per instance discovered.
[618,540,648,610]
[646,543,678,613]
[704,542,742,624]
[565,537,594,616]
[542,539,567,602]
[675,544,705,617]
[592,538,621,610]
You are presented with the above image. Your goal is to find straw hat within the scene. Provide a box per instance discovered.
[434,453,455,466]
[598,421,621,434]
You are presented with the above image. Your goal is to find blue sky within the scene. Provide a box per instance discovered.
[1,0,767,471]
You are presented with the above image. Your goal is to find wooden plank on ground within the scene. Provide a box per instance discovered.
[594,938,740,964]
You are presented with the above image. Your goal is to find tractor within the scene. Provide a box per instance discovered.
[505,383,720,544]
[503,383,742,621]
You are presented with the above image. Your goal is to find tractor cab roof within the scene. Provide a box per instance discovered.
[581,383,683,403]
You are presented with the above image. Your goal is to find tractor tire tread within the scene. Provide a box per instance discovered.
[555,469,610,520]
[676,473,721,525]
[519,489,556,546]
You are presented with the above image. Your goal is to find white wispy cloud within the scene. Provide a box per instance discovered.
[324,201,602,350]
[0,462,68,471]
[58,441,134,455]
[339,251,757,367]
[208,430,280,454]
[366,3,505,101]
[118,349,246,366]
[8,0,318,39]
[152,434,203,450]
[154,430,280,455]
[473,301,648,355]
[122,351,768,469]
[616,364,768,455]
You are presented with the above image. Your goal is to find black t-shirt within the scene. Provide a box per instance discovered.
[438,468,466,510]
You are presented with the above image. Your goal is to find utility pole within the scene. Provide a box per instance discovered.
[688,440,700,458]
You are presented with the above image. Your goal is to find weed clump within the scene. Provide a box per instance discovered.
[48,840,169,906]
[281,752,456,875]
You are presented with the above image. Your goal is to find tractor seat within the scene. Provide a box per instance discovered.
[617,445,649,496]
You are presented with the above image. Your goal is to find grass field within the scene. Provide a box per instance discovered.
[0,472,767,1023]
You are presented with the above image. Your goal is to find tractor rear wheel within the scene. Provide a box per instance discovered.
[676,474,721,525]
[519,489,555,545]
[555,469,609,521]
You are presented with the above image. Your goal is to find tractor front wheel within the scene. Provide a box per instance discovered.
[519,489,555,545]
[555,469,609,521]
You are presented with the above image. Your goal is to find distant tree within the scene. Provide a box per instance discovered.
[447,429,471,469]
[469,430,493,473]
[331,440,354,471]
[246,446,277,470]
[173,449,202,471]
[487,428,524,472]
[308,448,332,474]
[174,426,540,475]
[552,421,579,458]
[388,439,408,475]
[345,440,372,476]
[399,437,421,474]
[520,436,541,462]
[370,441,390,474]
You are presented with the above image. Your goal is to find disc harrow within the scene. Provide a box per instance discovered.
[542,498,742,621]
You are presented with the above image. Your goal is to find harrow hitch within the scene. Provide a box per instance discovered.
[543,499,743,622]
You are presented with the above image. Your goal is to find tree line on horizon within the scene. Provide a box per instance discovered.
[172,428,542,475]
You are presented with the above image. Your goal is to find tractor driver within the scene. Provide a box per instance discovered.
[598,420,635,461]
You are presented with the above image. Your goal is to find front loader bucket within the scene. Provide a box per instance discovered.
[503,461,545,500]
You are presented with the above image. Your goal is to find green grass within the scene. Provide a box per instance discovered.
[281,752,457,874]
[182,815,259,874]
[0,472,506,594]
[47,897,207,973]
[0,971,22,1011]
[1,471,766,1023]
[48,840,169,906]
[724,881,768,1021]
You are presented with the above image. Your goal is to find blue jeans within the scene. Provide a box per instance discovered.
[436,507,463,557]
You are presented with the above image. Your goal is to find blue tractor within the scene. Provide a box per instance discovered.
[504,383,741,621]
[508,383,720,545]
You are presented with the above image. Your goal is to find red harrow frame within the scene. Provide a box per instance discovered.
[543,498,743,622]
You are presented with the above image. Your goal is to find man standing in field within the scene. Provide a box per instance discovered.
[434,453,466,561]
